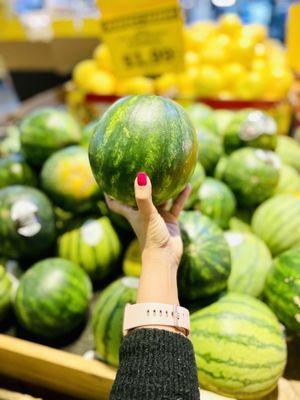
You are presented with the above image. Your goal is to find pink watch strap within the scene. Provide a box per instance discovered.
[123,303,190,336]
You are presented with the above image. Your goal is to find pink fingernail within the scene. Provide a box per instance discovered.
[137,172,147,186]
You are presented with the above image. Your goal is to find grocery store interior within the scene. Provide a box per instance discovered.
[0,1,300,400]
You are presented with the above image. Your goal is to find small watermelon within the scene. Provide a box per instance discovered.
[274,164,300,194]
[123,239,142,277]
[252,194,300,256]
[197,129,223,174]
[184,162,206,209]
[93,277,139,366]
[0,186,56,259]
[193,178,236,229]
[264,247,300,333]
[20,107,82,166]
[58,217,121,281]
[0,125,21,156]
[81,120,98,148]
[14,258,92,338]
[223,148,280,206]
[276,135,300,173]
[0,265,12,321]
[191,293,287,399]
[178,211,231,300]
[225,231,272,297]
[41,146,101,213]
[89,95,198,206]
[185,103,218,134]
[0,154,37,189]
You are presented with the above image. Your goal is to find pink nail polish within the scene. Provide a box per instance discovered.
[137,172,147,186]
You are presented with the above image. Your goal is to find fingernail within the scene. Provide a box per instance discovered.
[137,172,147,186]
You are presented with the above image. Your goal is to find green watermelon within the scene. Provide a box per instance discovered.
[214,155,228,181]
[184,162,205,209]
[193,178,236,229]
[93,277,139,367]
[0,154,37,189]
[14,258,92,338]
[252,194,300,256]
[197,129,223,174]
[274,164,300,194]
[225,231,272,297]
[264,247,300,333]
[276,135,300,173]
[20,107,82,166]
[97,200,132,232]
[178,211,231,300]
[185,103,218,133]
[58,217,121,281]
[228,217,252,233]
[223,148,280,206]
[81,120,98,148]
[89,95,198,206]
[123,238,142,277]
[0,265,12,321]
[214,109,234,136]
[41,146,101,213]
[0,186,56,259]
[223,110,277,154]
[191,293,287,399]
[0,125,21,156]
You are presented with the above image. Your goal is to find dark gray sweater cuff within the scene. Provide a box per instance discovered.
[109,328,200,400]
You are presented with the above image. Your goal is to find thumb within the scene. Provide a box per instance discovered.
[134,173,156,218]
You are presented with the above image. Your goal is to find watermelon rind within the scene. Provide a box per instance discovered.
[0,265,12,321]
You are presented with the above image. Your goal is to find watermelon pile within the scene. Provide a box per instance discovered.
[1,98,300,399]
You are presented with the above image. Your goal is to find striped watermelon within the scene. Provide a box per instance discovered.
[225,231,272,297]
[214,156,228,181]
[264,247,300,333]
[276,135,300,173]
[228,217,252,233]
[0,265,12,321]
[123,239,141,277]
[0,154,37,189]
[223,148,280,206]
[178,211,231,300]
[93,277,139,367]
[185,103,218,134]
[197,130,223,174]
[89,95,198,206]
[14,258,92,338]
[58,217,121,281]
[274,164,300,194]
[41,146,101,213]
[193,178,236,229]
[185,162,206,209]
[252,194,300,256]
[191,293,287,399]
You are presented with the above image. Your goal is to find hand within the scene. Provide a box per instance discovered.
[105,173,191,270]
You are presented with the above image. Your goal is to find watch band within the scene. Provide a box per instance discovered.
[123,302,190,336]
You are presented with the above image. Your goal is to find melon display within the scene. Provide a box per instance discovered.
[214,156,228,181]
[41,146,101,213]
[123,239,142,277]
[223,148,280,206]
[58,217,121,281]
[0,154,37,189]
[185,103,218,134]
[0,265,12,321]
[89,95,198,206]
[252,194,300,256]
[276,135,300,173]
[191,293,287,399]
[20,107,82,166]
[185,162,206,209]
[178,211,231,300]
[228,217,252,233]
[93,277,139,367]
[225,231,272,297]
[264,247,300,333]
[81,119,98,148]
[197,130,223,174]
[274,164,300,194]
[0,186,56,259]
[0,125,21,156]
[193,178,236,229]
[14,258,92,338]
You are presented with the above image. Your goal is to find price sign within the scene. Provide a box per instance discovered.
[97,0,185,77]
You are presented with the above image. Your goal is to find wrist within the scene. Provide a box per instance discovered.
[141,248,180,271]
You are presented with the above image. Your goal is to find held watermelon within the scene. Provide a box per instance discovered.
[276,135,300,173]
[193,178,236,229]
[58,217,121,281]
[89,95,198,206]
[0,186,56,259]
[184,162,206,209]
[225,231,272,297]
[274,164,300,195]
[178,211,231,300]
[123,238,142,277]
[41,146,101,213]
[93,277,139,367]
[0,154,37,189]
[252,194,300,256]
[14,258,92,338]
[191,293,287,399]
[223,148,280,206]
[197,130,223,174]
[0,265,12,321]
[264,247,300,333]
[20,107,82,166]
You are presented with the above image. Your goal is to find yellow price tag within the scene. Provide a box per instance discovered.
[97,0,185,77]
[287,3,300,72]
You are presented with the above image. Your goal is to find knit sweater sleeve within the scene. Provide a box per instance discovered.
[109,328,200,400]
